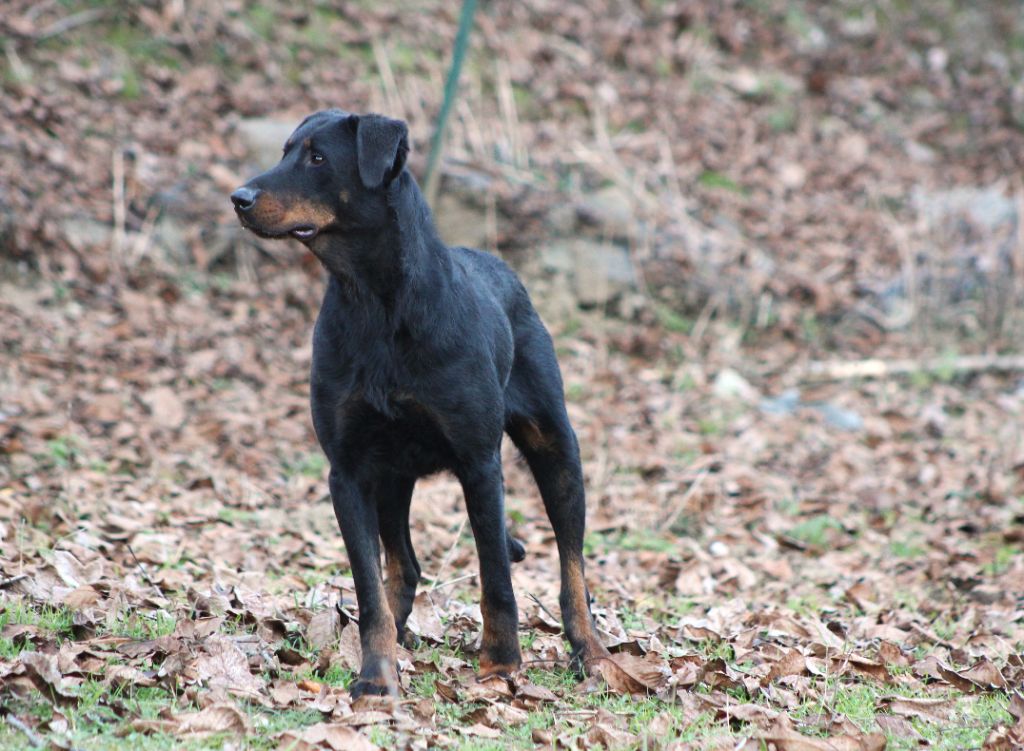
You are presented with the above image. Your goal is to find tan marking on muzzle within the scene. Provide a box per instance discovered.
[251,193,335,230]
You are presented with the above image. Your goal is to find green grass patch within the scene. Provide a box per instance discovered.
[787,515,843,548]
[697,170,747,194]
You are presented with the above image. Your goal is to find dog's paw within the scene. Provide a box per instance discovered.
[478,647,522,680]
[568,643,612,678]
[349,676,394,700]
[477,661,521,681]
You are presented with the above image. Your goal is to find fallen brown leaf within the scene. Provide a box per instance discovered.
[276,722,380,751]
[591,652,669,695]
[177,703,251,736]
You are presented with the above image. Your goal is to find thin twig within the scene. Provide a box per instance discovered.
[371,38,403,123]
[4,715,44,748]
[3,41,31,83]
[427,517,467,594]
[520,656,571,667]
[800,353,1024,383]
[526,592,559,627]
[659,467,710,532]
[0,574,28,589]
[427,572,475,591]
[126,544,155,588]
[36,8,107,40]
[111,145,126,279]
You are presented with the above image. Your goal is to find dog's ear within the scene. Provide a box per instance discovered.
[354,114,409,189]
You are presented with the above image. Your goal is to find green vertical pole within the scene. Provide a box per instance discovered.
[423,0,478,207]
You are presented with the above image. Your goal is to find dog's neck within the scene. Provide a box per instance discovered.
[309,172,450,308]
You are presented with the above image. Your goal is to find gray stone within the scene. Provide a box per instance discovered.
[236,118,295,165]
[570,239,634,307]
[913,185,1017,232]
[152,216,189,262]
[575,185,635,239]
[812,402,864,432]
[62,217,112,252]
[760,389,800,416]
[538,242,573,274]
[433,192,489,250]
[546,202,577,235]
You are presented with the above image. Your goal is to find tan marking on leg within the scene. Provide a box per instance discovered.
[519,419,555,452]
[383,552,405,621]
[479,599,501,653]
[478,659,519,678]
[562,558,608,663]
[478,598,521,677]
[364,617,398,658]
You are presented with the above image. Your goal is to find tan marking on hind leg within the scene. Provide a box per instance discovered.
[562,557,609,668]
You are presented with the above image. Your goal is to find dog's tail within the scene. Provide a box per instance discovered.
[507,534,526,563]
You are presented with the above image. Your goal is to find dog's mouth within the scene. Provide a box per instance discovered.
[236,212,319,242]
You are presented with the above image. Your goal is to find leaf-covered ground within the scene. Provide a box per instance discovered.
[1,269,1022,749]
[2,0,1024,749]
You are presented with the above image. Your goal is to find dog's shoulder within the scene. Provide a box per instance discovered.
[449,246,530,307]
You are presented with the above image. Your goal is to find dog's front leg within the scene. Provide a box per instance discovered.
[458,454,522,679]
[328,468,399,698]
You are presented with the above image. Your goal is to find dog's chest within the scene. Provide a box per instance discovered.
[352,395,457,477]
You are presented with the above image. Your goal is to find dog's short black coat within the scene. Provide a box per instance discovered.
[232,109,610,698]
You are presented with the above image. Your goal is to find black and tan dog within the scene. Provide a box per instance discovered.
[231,109,610,698]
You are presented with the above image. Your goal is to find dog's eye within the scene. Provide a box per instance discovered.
[310,151,325,165]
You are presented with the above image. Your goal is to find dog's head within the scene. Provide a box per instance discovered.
[231,110,409,243]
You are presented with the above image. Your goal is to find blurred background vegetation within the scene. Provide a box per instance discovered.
[3,0,1024,357]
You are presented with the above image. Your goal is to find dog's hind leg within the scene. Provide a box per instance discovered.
[507,412,610,673]
[375,473,420,645]
[505,336,611,674]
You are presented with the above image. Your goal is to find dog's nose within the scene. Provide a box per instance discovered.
[230,186,260,211]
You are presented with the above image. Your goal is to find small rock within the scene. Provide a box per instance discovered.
[571,240,634,308]
[760,389,800,416]
[727,68,762,97]
[539,242,573,274]
[141,386,186,430]
[905,140,936,164]
[927,47,948,72]
[546,202,577,235]
[812,402,863,431]
[913,185,1017,232]
[712,368,759,402]
[920,403,947,438]
[575,186,635,239]
[62,217,112,252]
[434,192,489,250]
[778,163,807,190]
[235,118,295,165]
[838,132,869,167]
[152,216,189,263]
